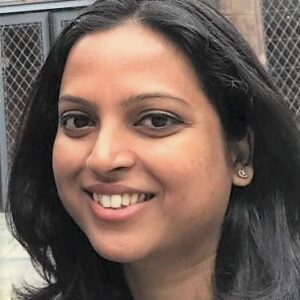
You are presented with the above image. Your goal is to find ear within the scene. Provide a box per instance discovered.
[230,129,254,187]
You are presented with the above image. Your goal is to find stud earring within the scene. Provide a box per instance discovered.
[238,168,248,179]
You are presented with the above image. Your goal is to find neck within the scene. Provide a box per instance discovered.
[123,253,215,300]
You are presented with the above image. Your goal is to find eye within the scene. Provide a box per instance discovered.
[61,112,93,129]
[59,111,95,137]
[134,111,183,133]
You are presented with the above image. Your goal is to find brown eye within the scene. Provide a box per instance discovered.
[59,111,96,138]
[135,112,182,130]
[61,112,94,130]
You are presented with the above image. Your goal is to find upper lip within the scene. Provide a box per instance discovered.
[85,183,153,195]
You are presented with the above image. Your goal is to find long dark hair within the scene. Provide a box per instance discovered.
[7,0,300,299]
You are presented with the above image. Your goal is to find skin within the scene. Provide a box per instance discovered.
[53,22,253,300]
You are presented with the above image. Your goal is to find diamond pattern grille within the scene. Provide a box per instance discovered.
[262,0,300,117]
[0,23,44,164]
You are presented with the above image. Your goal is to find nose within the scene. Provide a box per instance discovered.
[86,126,137,177]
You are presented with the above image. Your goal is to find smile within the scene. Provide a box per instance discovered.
[92,193,155,209]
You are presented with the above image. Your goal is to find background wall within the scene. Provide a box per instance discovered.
[219,0,266,64]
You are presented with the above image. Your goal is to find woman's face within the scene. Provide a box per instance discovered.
[53,23,248,266]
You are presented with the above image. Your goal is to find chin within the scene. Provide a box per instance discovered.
[89,239,149,264]
[100,253,138,264]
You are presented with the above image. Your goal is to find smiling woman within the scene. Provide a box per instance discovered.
[6,1,300,300]
[53,23,241,277]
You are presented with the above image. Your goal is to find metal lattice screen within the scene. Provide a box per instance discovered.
[262,0,300,117]
[0,23,45,165]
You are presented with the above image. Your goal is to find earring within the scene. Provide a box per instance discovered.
[238,168,248,179]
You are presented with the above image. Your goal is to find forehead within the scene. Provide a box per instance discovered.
[62,22,200,86]
[70,22,171,62]
[60,22,211,114]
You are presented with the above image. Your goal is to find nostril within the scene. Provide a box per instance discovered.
[114,166,126,171]
[85,153,136,176]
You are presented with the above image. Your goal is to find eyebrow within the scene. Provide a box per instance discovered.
[121,92,190,107]
[58,95,98,110]
[58,92,190,109]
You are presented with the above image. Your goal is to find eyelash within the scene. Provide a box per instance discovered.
[134,112,183,130]
[60,112,95,130]
[59,110,183,137]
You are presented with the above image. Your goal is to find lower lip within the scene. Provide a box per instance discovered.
[89,198,152,222]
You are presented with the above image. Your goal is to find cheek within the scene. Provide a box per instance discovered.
[52,135,89,219]
[141,126,232,221]
[52,134,87,189]
[143,130,231,190]
[53,134,87,169]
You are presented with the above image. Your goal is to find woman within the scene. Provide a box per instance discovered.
[7,0,300,299]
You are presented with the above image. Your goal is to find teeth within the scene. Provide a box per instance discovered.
[92,192,152,209]
[111,195,122,208]
[130,193,138,205]
[102,195,111,208]
[93,193,98,202]
[138,193,146,202]
[122,194,131,206]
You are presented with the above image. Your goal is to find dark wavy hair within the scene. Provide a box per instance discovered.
[7,0,300,299]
